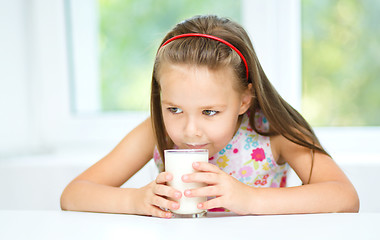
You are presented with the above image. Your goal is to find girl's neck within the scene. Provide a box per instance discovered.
[234,113,245,136]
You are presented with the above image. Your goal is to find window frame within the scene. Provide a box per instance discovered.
[25,0,380,157]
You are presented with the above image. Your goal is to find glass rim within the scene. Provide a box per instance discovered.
[164,149,208,153]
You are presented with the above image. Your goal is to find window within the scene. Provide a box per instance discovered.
[302,0,380,126]
[29,0,377,155]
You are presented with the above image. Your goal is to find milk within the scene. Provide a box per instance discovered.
[164,149,208,215]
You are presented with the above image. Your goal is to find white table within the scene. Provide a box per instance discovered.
[0,210,378,240]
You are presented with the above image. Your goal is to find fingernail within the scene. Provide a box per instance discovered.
[184,190,191,196]
[175,192,181,199]
[165,174,171,180]
[193,162,199,168]
[197,203,203,209]
[182,175,188,181]
[172,202,179,209]
[165,212,172,218]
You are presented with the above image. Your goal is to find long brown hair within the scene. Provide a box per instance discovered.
[150,15,329,162]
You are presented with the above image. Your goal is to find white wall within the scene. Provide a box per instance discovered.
[0,0,148,158]
[0,0,34,155]
[0,0,73,157]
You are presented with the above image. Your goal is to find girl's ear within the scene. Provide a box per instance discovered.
[238,83,253,115]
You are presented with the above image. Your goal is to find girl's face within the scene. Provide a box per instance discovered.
[159,63,252,156]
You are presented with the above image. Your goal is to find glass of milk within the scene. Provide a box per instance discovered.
[164,149,208,218]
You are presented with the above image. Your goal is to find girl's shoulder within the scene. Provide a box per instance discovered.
[252,109,270,133]
[269,129,314,166]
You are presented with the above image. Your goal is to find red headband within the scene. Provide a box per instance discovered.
[160,33,249,80]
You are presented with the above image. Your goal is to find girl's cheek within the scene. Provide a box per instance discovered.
[166,129,182,146]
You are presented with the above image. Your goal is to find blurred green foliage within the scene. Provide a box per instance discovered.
[302,0,380,126]
[98,0,241,111]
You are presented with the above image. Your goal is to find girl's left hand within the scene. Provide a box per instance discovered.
[182,161,254,215]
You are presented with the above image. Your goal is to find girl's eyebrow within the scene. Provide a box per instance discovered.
[161,100,177,106]
[161,100,226,109]
[200,104,227,109]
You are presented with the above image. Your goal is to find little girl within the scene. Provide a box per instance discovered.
[61,15,359,218]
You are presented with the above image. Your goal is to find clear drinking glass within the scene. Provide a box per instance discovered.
[164,149,208,218]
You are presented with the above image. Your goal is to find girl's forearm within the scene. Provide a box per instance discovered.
[60,180,138,214]
[248,182,359,214]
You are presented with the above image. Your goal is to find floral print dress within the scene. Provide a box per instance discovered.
[209,111,289,188]
[153,111,289,210]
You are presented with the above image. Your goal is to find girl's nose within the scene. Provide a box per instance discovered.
[184,117,202,138]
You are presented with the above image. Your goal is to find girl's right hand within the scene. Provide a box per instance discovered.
[133,172,182,218]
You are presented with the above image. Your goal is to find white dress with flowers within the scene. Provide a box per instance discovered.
[153,111,289,197]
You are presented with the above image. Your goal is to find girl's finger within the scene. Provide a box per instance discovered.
[148,205,172,219]
[155,172,173,184]
[192,161,222,173]
[184,185,220,198]
[151,195,180,211]
[153,183,182,199]
[197,197,222,211]
[182,172,219,184]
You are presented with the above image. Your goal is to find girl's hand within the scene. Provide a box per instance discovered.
[182,162,254,215]
[133,172,182,218]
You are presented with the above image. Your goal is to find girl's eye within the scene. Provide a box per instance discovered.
[202,110,218,116]
[168,107,183,114]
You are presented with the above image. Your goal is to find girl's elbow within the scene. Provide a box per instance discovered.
[350,192,360,213]
[60,190,69,211]
[341,186,360,213]
[60,184,74,211]
[344,197,360,213]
